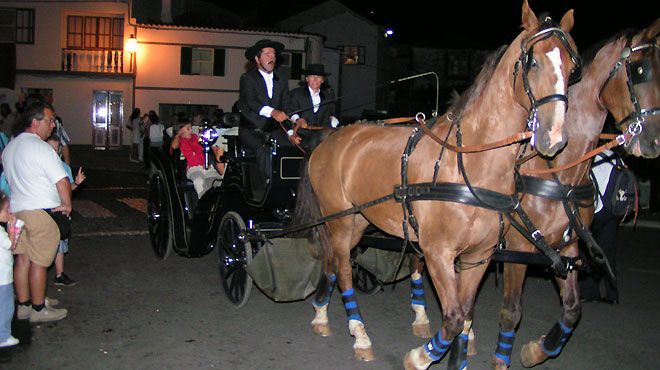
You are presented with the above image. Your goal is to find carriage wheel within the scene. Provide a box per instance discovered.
[148,172,172,260]
[350,247,382,295]
[217,212,253,308]
[353,264,382,295]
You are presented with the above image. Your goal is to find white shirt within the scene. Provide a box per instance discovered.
[592,149,617,213]
[2,133,68,212]
[290,87,339,127]
[258,69,275,118]
[0,227,13,285]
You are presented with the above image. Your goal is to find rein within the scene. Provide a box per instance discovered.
[519,133,629,175]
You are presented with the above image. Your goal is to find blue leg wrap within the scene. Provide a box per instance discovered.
[424,332,452,361]
[410,276,426,307]
[541,320,573,357]
[494,330,515,366]
[447,332,469,370]
[341,288,363,322]
[313,273,336,308]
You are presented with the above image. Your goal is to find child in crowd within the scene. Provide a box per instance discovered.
[0,192,19,347]
[47,135,86,286]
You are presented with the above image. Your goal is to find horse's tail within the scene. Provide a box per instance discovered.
[293,159,333,265]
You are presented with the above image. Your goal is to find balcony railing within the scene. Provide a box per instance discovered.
[61,48,132,74]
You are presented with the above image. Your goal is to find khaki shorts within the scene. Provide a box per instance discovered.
[13,209,60,267]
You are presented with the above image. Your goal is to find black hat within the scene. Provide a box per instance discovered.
[302,64,331,76]
[245,39,285,60]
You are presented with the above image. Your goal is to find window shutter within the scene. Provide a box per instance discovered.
[213,48,225,76]
[291,53,304,80]
[180,47,192,75]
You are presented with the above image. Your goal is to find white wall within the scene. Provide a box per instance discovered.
[16,73,132,144]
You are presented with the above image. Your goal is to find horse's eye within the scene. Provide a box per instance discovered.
[529,58,537,68]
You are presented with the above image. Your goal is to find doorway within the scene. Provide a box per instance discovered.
[92,90,123,149]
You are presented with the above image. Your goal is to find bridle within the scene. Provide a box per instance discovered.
[600,33,660,142]
[514,22,582,147]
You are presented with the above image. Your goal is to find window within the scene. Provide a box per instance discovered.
[341,46,365,65]
[278,51,304,80]
[180,47,225,76]
[16,9,34,44]
[67,15,124,50]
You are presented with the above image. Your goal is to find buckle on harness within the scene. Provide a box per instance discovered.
[394,185,431,201]
[531,229,543,241]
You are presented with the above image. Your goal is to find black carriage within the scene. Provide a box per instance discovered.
[147,114,329,307]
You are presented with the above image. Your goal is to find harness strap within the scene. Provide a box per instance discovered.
[418,118,533,153]
[519,134,628,175]
[505,206,570,278]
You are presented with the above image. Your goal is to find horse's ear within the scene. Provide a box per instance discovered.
[521,0,539,31]
[645,18,660,39]
[559,9,575,33]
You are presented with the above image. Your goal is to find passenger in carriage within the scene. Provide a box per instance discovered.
[170,116,224,197]
[285,64,339,152]
[238,39,296,178]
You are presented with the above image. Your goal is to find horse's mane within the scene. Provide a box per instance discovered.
[448,45,508,116]
[581,28,637,68]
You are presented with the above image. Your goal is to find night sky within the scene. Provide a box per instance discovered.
[220,0,657,50]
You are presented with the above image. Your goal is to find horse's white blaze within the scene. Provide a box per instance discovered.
[546,47,566,147]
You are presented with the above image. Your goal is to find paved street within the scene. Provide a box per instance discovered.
[0,155,658,369]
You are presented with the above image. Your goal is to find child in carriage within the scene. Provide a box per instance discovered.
[170,116,224,197]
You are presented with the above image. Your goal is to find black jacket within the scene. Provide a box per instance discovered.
[285,86,335,127]
[238,69,289,132]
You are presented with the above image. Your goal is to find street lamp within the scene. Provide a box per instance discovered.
[125,34,138,74]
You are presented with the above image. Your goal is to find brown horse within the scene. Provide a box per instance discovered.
[605,20,660,158]
[295,1,579,368]
[485,20,660,370]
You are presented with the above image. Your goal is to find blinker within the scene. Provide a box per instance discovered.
[630,58,652,84]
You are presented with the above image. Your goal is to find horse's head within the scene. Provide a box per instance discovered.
[513,0,579,157]
[601,19,660,158]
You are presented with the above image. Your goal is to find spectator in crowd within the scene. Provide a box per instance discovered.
[53,116,71,165]
[143,111,159,169]
[127,108,141,162]
[0,192,19,347]
[2,101,70,323]
[170,116,223,197]
[46,134,85,287]
[285,63,339,152]
[0,103,12,137]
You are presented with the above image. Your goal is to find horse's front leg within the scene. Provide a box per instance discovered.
[410,256,432,338]
[491,261,528,370]
[520,245,581,367]
[446,257,491,370]
[404,250,465,370]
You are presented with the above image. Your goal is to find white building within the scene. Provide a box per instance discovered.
[0,0,323,148]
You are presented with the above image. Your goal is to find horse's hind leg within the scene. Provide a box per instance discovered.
[521,246,581,367]
[491,262,528,370]
[410,256,432,338]
[328,215,375,361]
[311,270,336,337]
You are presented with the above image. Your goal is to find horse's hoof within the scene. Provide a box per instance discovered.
[413,323,433,338]
[311,323,331,337]
[354,346,375,362]
[491,356,508,370]
[404,347,432,370]
[467,332,477,356]
[520,338,548,368]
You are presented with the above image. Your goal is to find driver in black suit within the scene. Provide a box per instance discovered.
[285,64,339,152]
[238,39,296,179]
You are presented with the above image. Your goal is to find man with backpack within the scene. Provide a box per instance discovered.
[580,149,637,304]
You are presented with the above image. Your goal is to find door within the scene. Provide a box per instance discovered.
[92,90,123,149]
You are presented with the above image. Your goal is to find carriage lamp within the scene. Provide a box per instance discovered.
[384,28,394,38]
[199,120,219,170]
